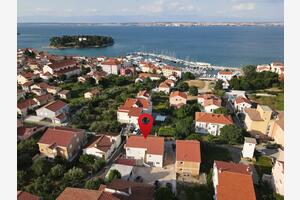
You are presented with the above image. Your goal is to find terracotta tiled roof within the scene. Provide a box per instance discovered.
[48,59,77,69]
[218,70,233,75]
[101,58,121,65]
[38,127,84,147]
[17,191,40,200]
[235,96,252,105]
[59,90,70,95]
[85,134,114,153]
[162,65,181,71]
[139,73,160,78]
[244,108,263,121]
[17,99,38,109]
[44,100,68,112]
[127,107,143,117]
[115,158,136,166]
[54,66,80,75]
[170,91,187,99]
[119,98,150,110]
[198,94,222,107]
[125,135,164,155]
[214,161,256,200]
[22,81,33,87]
[106,179,155,200]
[57,187,118,200]
[34,94,53,103]
[195,112,233,125]
[137,90,150,98]
[159,81,171,88]
[176,140,201,163]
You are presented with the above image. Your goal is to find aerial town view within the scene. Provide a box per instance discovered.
[17,1,284,200]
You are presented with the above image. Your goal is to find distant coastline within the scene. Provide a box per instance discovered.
[17,21,284,27]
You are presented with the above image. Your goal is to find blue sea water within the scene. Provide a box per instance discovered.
[17,23,283,67]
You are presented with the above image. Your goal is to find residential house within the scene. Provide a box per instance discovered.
[46,85,62,95]
[38,127,86,161]
[225,90,246,103]
[242,137,257,158]
[117,97,152,127]
[217,70,234,81]
[100,58,121,75]
[244,105,274,138]
[195,112,233,136]
[234,96,252,113]
[33,93,54,106]
[20,81,33,92]
[169,91,187,108]
[88,70,107,84]
[17,98,39,116]
[17,125,46,140]
[175,140,201,176]
[198,94,222,113]
[83,132,121,161]
[58,90,71,99]
[136,90,151,101]
[161,65,182,78]
[43,59,80,78]
[17,72,37,84]
[120,66,135,76]
[272,149,284,196]
[125,135,164,167]
[256,64,271,73]
[35,100,69,124]
[136,73,161,82]
[57,179,155,200]
[84,88,100,99]
[212,161,256,200]
[158,81,172,94]
[270,112,284,147]
[17,191,40,200]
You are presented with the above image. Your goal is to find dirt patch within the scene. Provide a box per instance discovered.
[185,80,206,89]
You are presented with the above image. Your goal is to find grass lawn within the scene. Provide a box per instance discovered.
[201,142,232,173]
[185,80,205,89]
[254,156,273,178]
[249,92,284,111]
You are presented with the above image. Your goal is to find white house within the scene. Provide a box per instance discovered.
[105,164,134,181]
[217,70,234,81]
[117,97,152,127]
[35,100,69,124]
[242,137,257,158]
[136,90,151,101]
[100,58,121,75]
[234,96,252,113]
[125,136,164,167]
[158,81,172,94]
[161,65,182,78]
[195,112,233,136]
[198,94,222,113]
[83,133,121,161]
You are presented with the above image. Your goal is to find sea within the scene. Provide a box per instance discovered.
[17,23,284,67]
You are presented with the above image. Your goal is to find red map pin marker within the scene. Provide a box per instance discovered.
[138,113,154,139]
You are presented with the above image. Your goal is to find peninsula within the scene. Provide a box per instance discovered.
[49,35,114,49]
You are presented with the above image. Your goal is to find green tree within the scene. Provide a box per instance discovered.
[17,170,28,189]
[185,133,202,141]
[59,74,67,82]
[214,80,224,90]
[85,177,103,190]
[175,117,193,139]
[49,164,65,179]
[107,169,121,183]
[213,107,231,115]
[86,77,96,85]
[17,153,33,170]
[154,187,175,200]
[92,158,106,173]
[17,138,39,157]
[219,125,244,144]
[62,167,86,188]
[31,158,50,176]
[182,72,195,80]
[25,175,53,199]
[189,86,198,96]
[79,154,96,166]
[176,82,189,92]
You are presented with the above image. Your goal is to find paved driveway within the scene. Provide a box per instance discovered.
[131,141,177,193]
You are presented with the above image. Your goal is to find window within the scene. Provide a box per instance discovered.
[180,161,183,164]
[156,162,160,164]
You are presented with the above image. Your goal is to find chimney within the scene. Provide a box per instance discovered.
[247,166,252,173]
[128,187,132,195]
[94,144,97,148]
[218,168,223,173]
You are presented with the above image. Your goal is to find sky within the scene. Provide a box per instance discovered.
[18,0,284,23]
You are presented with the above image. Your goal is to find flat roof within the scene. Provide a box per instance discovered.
[244,137,257,144]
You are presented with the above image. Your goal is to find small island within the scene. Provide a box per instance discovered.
[49,35,114,49]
